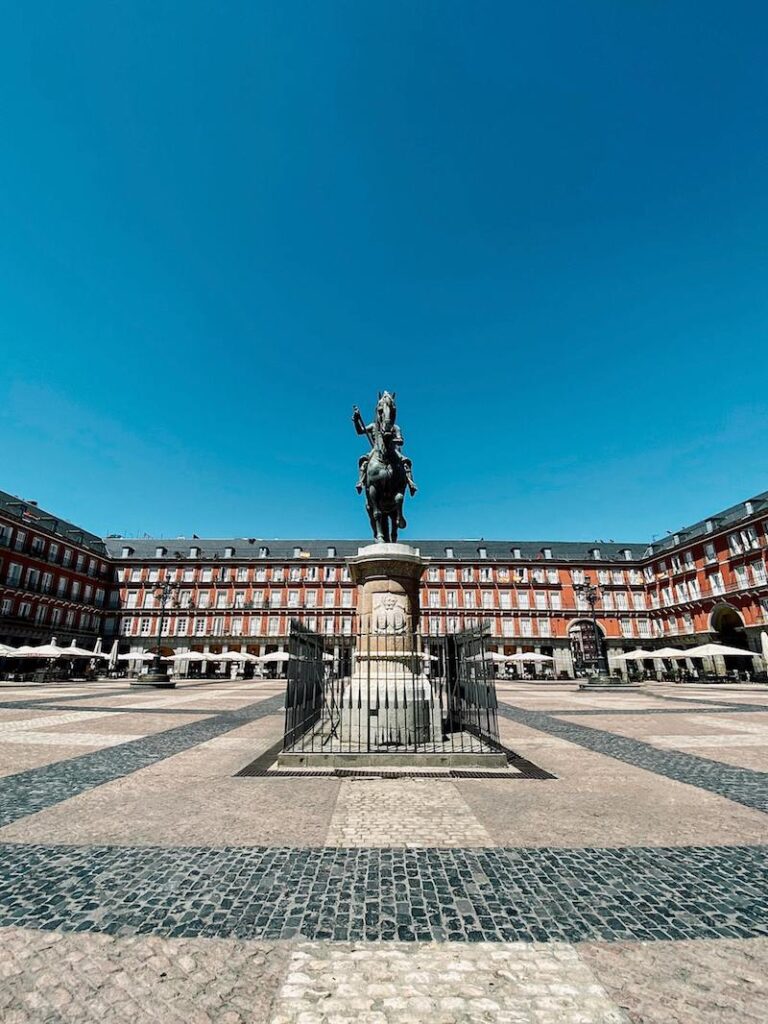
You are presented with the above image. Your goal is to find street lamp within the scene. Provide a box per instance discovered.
[573,574,611,682]
[142,573,180,687]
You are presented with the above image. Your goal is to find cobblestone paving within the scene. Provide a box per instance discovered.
[326,779,494,847]
[270,940,629,1023]
[0,842,764,943]
[0,693,284,828]
[497,701,768,812]
[578,937,768,1023]
[0,925,290,1024]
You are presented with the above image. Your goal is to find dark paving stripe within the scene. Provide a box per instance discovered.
[539,705,768,717]
[499,701,768,813]
[0,687,138,708]
[0,694,285,828]
[0,842,764,943]
[0,703,240,716]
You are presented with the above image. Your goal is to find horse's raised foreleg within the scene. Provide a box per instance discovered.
[394,492,406,532]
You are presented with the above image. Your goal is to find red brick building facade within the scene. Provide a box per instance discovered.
[3,486,768,675]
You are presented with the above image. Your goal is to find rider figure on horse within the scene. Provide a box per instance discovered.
[353,393,417,497]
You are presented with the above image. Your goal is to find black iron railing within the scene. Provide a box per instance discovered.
[282,620,500,756]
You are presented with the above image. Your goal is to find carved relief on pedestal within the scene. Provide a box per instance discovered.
[371,593,409,635]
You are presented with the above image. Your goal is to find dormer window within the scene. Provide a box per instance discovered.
[121,546,134,558]
[189,546,200,558]
[745,500,754,515]
[327,546,336,558]
[224,547,234,558]
[259,546,269,558]
[621,548,633,560]
[511,547,521,559]
[542,547,552,559]
[705,520,714,533]
[589,547,601,560]
[478,547,487,559]
[155,546,167,558]
[293,546,302,558]
[444,546,454,558]
[672,534,680,546]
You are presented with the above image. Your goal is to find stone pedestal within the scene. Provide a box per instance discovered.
[342,544,439,748]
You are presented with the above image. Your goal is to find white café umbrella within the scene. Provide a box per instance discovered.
[65,640,105,658]
[508,652,554,663]
[6,640,71,658]
[653,647,691,660]
[107,639,119,671]
[215,651,251,663]
[117,651,159,662]
[761,631,768,668]
[166,651,207,662]
[615,649,654,661]
[467,651,509,663]
[258,651,291,663]
[686,643,755,658]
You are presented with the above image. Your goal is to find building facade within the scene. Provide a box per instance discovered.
[2,486,768,676]
[0,490,114,649]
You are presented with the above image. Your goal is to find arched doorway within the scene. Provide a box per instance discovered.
[568,619,606,677]
[710,604,749,668]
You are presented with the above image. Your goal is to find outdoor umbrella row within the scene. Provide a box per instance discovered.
[616,643,757,661]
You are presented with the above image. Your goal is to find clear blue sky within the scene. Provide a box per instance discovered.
[1,2,766,543]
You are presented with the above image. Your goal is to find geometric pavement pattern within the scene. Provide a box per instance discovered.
[0,677,766,1023]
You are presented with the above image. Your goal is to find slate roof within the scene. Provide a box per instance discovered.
[104,537,645,564]
[648,490,768,555]
[0,489,108,557]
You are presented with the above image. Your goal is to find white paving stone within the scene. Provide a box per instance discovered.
[269,942,630,1024]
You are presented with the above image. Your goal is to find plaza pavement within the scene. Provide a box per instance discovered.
[0,677,765,1022]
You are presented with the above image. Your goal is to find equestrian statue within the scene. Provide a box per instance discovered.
[353,391,417,543]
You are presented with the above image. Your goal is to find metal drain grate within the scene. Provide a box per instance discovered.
[234,740,555,781]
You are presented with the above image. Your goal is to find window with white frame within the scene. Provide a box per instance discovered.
[633,592,646,610]
[620,618,633,637]
[751,560,767,585]
[177,617,188,635]
[463,591,475,608]
[571,569,585,585]
[428,567,439,582]
[550,592,561,610]
[539,619,551,637]
[140,618,151,635]
[597,570,609,585]
[323,616,334,635]
[500,592,511,610]
[195,618,206,635]
[602,593,614,610]
[682,613,694,633]
[232,618,243,636]
[502,619,514,637]
[249,618,260,635]
[234,592,245,608]
[288,590,299,608]
[535,592,547,609]
[268,617,279,635]
[518,592,530,610]
[212,617,224,636]
[323,591,335,608]
[198,593,209,608]
[446,591,457,608]
[428,591,439,608]
[638,619,650,637]
[616,592,629,610]
[703,542,717,563]
[462,567,473,582]
[546,568,558,584]
[533,568,545,584]
[708,571,724,595]
[520,618,532,637]
[270,591,282,608]
[482,591,494,609]
[306,590,317,607]
[445,567,457,583]
[479,567,492,582]
[688,577,701,599]
[734,565,748,588]
[216,593,227,609]
[324,567,336,582]
[342,590,353,608]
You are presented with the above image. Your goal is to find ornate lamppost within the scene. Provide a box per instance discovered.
[573,574,611,683]
[141,573,180,688]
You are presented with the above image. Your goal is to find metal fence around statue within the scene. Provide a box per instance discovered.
[282,620,500,761]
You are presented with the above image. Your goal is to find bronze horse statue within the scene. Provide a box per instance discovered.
[353,392,417,544]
